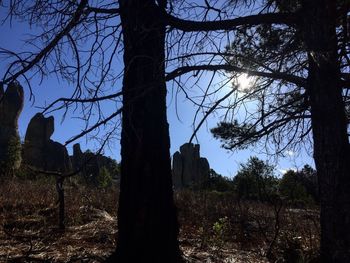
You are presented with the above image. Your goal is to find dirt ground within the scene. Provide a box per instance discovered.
[0,179,318,262]
[1,206,270,262]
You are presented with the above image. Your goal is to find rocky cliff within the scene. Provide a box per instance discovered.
[0,82,24,175]
[23,113,71,173]
[172,143,210,189]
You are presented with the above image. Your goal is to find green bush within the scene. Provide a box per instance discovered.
[0,134,22,177]
[212,216,230,249]
[96,166,113,188]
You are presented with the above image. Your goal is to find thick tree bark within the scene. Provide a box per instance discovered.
[302,0,350,261]
[107,0,182,262]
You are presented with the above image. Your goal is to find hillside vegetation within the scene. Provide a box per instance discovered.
[0,175,320,262]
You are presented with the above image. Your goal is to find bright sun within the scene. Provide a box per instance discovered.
[235,73,254,91]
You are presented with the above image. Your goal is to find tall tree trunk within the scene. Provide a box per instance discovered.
[302,0,350,261]
[107,0,182,262]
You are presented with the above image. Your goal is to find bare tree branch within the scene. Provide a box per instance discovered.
[166,64,307,86]
[165,12,298,32]
[3,0,89,83]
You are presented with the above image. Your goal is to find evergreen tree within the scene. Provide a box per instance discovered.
[233,157,278,201]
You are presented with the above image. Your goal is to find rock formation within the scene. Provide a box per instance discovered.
[172,143,210,189]
[23,113,71,173]
[72,143,84,171]
[0,82,24,174]
[71,143,120,185]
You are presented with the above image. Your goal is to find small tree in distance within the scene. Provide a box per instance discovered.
[233,156,278,201]
[96,166,113,188]
[204,169,235,192]
[279,165,318,205]
[279,170,311,205]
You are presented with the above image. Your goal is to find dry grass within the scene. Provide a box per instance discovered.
[0,178,320,262]
[0,178,118,262]
[176,190,320,262]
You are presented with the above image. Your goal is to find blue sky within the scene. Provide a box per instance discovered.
[0,8,314,177]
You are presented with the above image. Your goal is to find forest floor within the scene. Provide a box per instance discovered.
[0,179,320,262]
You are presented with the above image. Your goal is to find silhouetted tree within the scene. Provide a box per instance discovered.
[1,0,349,261]
[233,156,278,201]
[279,170,312,205]
[204,169,235,192]
[210,1,350,260]
[297,165,318,202]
